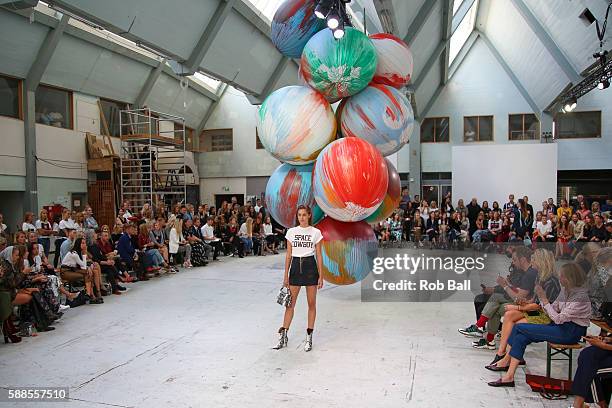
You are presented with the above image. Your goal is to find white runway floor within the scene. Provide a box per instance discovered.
[0,252,589,407]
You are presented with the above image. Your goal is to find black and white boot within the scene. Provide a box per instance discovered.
[272,327,288,350]
[304,331,313,352]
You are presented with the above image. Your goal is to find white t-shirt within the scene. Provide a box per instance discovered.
[535,220,553,236]
[22,222,36,232]
[263,223,273,236]
[59,218,76,232]
[35,219,53,239]
[286,226,323,258]
[200,224,217,243]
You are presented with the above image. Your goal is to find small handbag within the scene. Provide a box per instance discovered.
[276,286,292,307]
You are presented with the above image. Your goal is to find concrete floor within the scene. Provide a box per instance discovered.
[0,252,590,407]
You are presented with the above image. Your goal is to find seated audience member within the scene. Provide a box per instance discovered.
[488,262,591,387]
[587,245,611,320]
[150,220,170,264]
[262,216,279,255]
[138,223,165,273]
[182,218,209,266]
[547,197,558,215]
[576,200,591,220]
[83,205,99,242]
[555,214,574,259]
[455,199,468,219]
[201,216,223,260]
[0,213,7,238]
[22,212,36,233]
[570,213,586,243]
[117,224,139,273]
[487,211,502,243]
[570,334,612,408]
[503,194,516,212]
[89,232,124,295]
[23,242,61,316]
[592,201,601,215]
[442,197,454,217]
[448,212,462,244]
[467,198,481,238]
[239,217,254,255]
[532,211,554,242]
[390,213,403,243]
[419,200,431,224]
[252,215,265,255]
[588,214,609,242]
[557,199,573,219]
[169,216,192,268]
[61,238,102,304]
[411,210,425,246]
[225,216,244,258]
[35,208,54,257]
[512,200,531,239]
[9,246,58,334]
[426,210,441,246]
[491,201,502,217]
[459,247,536,349]
[472,212,489,245]
[26,232,53,273]
[98,229,135,283]
[487,249,561,367]
[59,229,77,263]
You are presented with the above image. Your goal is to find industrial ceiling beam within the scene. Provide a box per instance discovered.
[478,30,541,120]
[418,84,444,122]
[413,41,447,91]
[26,14,70,91]
[441,0,454,85]
[196,84,229,138]
[404,0,438,44]
[372,0,399,35]
[134,58,165,107]
[258,56,290,102]
[510,0,581,84]
[448,30,479,79]
[184,0,236,75]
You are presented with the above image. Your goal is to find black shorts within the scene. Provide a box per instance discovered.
[288,256,319,286]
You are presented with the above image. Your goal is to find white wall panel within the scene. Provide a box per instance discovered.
[0,118,26,176]
[394,0,428,40]
[410,1,443,82]
[452,144,557,209]
[0,12,48,78]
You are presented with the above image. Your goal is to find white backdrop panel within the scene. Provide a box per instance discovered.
[452,144,557,209]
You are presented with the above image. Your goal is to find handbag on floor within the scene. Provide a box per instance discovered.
[276,287,291,307]
[525,373,571,400]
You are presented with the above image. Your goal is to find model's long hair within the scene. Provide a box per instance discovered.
[295,205,312,227]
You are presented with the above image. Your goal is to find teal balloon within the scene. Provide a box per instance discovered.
[300,27,377,100]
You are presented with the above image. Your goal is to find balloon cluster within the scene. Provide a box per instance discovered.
[262,0,415,285]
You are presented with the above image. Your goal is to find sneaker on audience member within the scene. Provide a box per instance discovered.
[458,324,484,337]
[472,339,496,349]
[59,304,70,311]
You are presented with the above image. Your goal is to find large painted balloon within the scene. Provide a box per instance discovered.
[340,83,414,156]
[369,33,414,88]
[301,27,377,100]
[317,217,378,285]
[257,86,336,165]
[265,163,324,228]
[365,159,401,224]
[271,0,326,59]
[313,137,388,222]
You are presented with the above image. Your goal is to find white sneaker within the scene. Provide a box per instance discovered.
[304,332,313,352]
[59,304,70,311]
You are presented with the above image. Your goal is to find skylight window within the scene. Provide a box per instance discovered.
[191,72,222,93]
[449,0,478,65]
[453,0,464,16]
[245,0,285,20]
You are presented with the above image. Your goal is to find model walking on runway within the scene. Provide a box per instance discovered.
[273,205,324,352]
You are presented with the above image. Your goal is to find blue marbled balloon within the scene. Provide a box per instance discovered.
[271,0,326,59]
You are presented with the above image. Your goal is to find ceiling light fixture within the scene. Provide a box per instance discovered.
[315,0,353,39]
[563,97,577,112]
[597,78,610,90]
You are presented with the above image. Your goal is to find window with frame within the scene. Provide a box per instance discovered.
[99,98,127,137]
[256,127,264,149]
[509,113,540,141]
[35,85,72,129]
[421,117,449,142]
[0,75,21,119]
[554,111,601,139]
[463,115,493,142]
[199,128,233,152]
